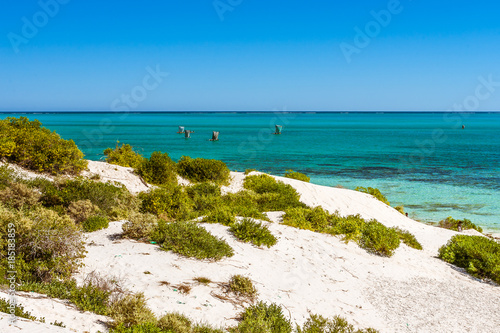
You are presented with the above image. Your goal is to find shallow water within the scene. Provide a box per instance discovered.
[2,112,499,231]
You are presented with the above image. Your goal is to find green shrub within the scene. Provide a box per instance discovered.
[222,191,268,220]
[297,314,379,333]
[230,218,277,248]
[244,174,305,211]
[392,227,422,250]
[0,206,84,283]
[0,182,40,209]
[151,221,234,260]
[157,313,192,333]
[0,297,39,321]
[438,235,500,284]
[139,186,193,221]
[394,205,405,215]
[0,165,17,189]
[355,187,390,206]
[327,213,367,243]
[177,156,230,185]
[138,151,177,186]
[360,221,400,257]
[439,216,483,233]
[203,206,236,226]
[82,215,109,232]
[229,301,292,333]
[0,117,87,174]
[18,279,111,315]
[122,212,159,241]
[244,169,257,175]
[104,143,144,169]
[109,293,157,328]
[67,199,100,223]
[283,207,313,230]
[228,275,257,300]
[284,170,310,182]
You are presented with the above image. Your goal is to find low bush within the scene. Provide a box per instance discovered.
[137,151,177,186]
[82,215,109,232]
[110,322,163,333]
[360,221,400,257]
[284,170,310,182]
[177,156,230,185]
[157,313,192,333]
[438,235,500,284]
[392,227,422,250]
[109,293,156,328]
[282,207,334,232]
[151,221,234,260]
[0,182,40,209]
[222,191,268,220]
[244,174,305,211]
[327,213,367,243]
[228,275,257,300]
[229,301,292,333]
[0,117,87,174]
[0,165,17,189]
[18,279,111,315]
[244,169,256,175]
[297,314,379,333]
[104,143,144,169]
[203,206,236,226]
[0,297,39,321]
[355,187,390,206]
[439,216,483,233]
[394,205,405,215]
[230,218,277,248]
[0,206,85,283]
[67,199,100,223]
[187,182,223,215]
[139,186,193,221]
[122,212,159,241]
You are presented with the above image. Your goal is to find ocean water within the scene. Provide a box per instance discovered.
[2,112,499,232]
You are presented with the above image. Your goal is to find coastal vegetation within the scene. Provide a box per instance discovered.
[355,187,390,206]
[104,142,145,169]
[230,218,277,248]
[0,117,87,174]
[177,156,230,185]
[284,169,310,182]
[137,151,177,186]
[438,216,483,233]
[439,235,500,284]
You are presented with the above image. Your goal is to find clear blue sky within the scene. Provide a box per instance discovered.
[1,0,499,111]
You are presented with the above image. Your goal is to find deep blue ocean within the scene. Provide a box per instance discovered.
[2,112,499,232]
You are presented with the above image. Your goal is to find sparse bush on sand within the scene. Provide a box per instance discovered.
[284,170,310,182]
[0,117,87,175]
[187,182,223,215]
[151,220,234,260]
[104,142,145,169]
[228,275,258,300]
[157,313,192,333]
[392,227,423,250]
[221,191,268,220]
[360,221,400,257]
[297,313,380,333]
[394,205,405,215]
[228,301,292,333]
[177,156,230,185]
[439,216,483,233]
[230,218,277,248]
[244,169,257,175]
[244,174,305,211]
[109,293,157,328]
[137,151,177,186]
[0,297,40,321]
[438,235,500,284]
[355,187,390,206]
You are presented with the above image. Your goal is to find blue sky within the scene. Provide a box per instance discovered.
[1,0,499,111]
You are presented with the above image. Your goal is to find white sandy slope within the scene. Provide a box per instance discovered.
[3,166,500,333]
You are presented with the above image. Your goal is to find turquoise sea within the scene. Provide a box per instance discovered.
[2,112,499,232]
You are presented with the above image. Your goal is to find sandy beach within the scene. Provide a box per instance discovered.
[1,162,499,333]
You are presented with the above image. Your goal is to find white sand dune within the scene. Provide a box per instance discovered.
[3,164,500,333]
